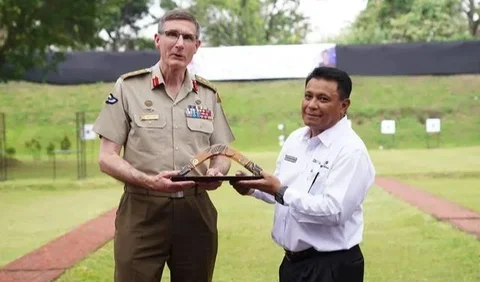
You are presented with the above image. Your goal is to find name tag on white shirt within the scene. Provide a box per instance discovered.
[284,154,297,163]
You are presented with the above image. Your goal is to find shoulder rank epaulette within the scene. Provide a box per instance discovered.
[120,68,151,80]
[195,74,217,92]
[195,74,222,103]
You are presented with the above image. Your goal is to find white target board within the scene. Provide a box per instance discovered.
[426,118,441,133]
[82,124,97,140]
[381,120,396,135]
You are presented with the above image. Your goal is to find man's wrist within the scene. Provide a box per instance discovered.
[140,173,154,190]
[274,185,288,205]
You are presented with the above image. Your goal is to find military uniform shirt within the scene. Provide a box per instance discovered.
[93,62,235,176]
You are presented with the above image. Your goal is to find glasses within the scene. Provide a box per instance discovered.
[159,30,197,43]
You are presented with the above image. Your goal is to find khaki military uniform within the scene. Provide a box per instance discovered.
[93,61,235,282]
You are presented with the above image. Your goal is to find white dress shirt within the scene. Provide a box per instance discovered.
[252,116,375,252]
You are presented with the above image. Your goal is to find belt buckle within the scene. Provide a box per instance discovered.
[169,191,184,199]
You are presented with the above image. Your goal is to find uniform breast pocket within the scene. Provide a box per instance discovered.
[131,114,167,153]
[186,118,214,145]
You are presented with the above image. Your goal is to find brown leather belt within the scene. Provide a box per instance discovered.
[124,185,204,198]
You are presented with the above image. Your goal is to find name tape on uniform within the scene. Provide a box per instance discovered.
[141,114,159,121]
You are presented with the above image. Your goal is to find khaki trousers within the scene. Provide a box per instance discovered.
[114,186,218,282]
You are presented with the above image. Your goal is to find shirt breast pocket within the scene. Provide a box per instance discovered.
[186,118,214,146]
[308,168,329,194]
[186,118,214,134]
[131,113,167,153]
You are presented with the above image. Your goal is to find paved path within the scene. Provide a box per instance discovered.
[375,177,480,238]
[1,177,479,281]
[0,209,116,282]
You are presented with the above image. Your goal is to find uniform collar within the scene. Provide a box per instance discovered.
[151,61,164,89]
[151,61,198,93]
[302,116,350,148]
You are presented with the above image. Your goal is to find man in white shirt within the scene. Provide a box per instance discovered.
[230,66,375,282]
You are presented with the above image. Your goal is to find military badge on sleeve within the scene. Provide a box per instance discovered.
[106,93,118,105]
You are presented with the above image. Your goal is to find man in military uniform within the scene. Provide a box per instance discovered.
[93,8,235,282]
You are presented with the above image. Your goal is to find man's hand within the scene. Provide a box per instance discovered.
[147,171,196,192]
[229,170,254,195]
[195,168,223,191]
[229,170,281,196]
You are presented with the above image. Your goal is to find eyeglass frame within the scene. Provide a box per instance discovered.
[158,29,198,43]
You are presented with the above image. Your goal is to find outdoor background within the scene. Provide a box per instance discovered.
[0,0,479,281]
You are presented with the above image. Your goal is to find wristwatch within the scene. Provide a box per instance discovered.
[274,186,288,205]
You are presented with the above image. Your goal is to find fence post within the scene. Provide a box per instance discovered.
[0,113,6,181]
[76,112,87,180]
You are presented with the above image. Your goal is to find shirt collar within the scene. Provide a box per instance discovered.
[302,116,350,148]
[150,61,197,93]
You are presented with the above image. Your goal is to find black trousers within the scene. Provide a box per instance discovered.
[279,245,364,282]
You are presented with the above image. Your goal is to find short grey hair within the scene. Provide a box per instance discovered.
[157,8,201,38]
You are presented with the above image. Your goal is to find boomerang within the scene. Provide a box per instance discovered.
[177,144,263,177]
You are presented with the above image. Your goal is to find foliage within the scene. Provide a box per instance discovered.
[5,147,15,157]
[46,142,55,156]
[130,37,156,50]
[25,138,42,161]
[99,0,155,51]
[162,0,310,46]
[60,136,71,151]
[0,0,103,81]
[336,0,473,44]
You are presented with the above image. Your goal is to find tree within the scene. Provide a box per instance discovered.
[25,138,42,161]
[60,136,71,151]
[389,0,470,42]
[160,0,310,46]
[462,0,480,37]
[100,0,156,51]
[46,142,55,157]
[336,0,472,44]
[0,0,103,81]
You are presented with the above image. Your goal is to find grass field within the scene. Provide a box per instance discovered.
[1,75,479,158]
[0,178,122,267]
[1,147,479,281]
[5,143,480,181]
[54,186,480,282]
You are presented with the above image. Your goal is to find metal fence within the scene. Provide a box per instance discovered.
[0,111,103,181]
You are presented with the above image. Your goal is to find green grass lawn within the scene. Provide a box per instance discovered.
[369,146,480,177]
[1,75,480,158]
[55,186,480,282]
[0,178,122,267]
[1,146,480,268]
[43,148,480,282]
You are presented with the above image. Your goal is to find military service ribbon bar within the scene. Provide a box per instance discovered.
[185,105,213,120]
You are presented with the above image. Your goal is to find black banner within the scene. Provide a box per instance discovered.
[336,40,480,76]
[21,40,480,85]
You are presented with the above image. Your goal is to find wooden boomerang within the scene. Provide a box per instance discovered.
[177,144,263,176]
